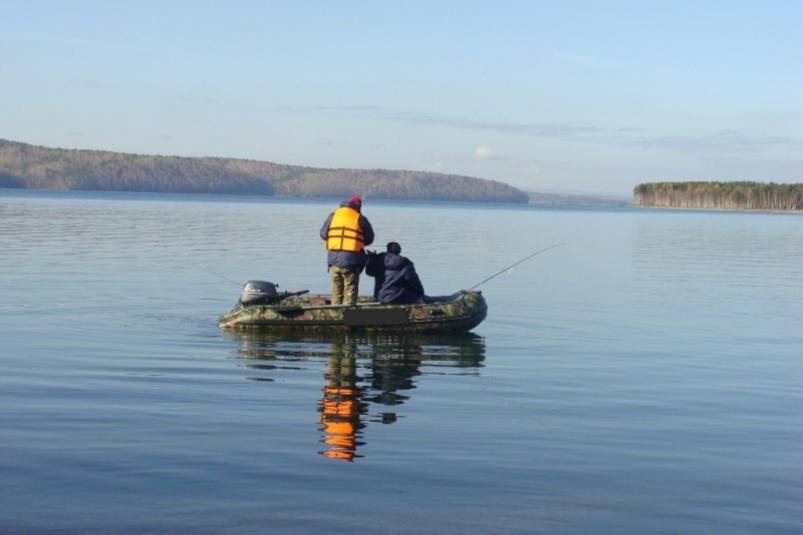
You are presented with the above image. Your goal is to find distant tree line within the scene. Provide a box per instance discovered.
[0,139,529,203]
[633,181,803,211]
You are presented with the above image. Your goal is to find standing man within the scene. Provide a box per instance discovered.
[320,196,374,305]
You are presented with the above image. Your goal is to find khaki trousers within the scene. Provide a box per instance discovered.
[329,266,360,305]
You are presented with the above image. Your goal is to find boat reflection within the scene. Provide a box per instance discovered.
[227,332,485,462]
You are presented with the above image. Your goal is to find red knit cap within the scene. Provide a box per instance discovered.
[350,196,362,208]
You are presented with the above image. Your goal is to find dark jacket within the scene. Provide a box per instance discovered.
[365,252,425,304]
[320,201,375,270]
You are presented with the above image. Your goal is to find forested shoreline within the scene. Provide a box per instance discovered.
[633,181,803,211]
[0,139,528,203]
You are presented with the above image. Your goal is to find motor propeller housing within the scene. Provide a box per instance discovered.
[239,280,280,305]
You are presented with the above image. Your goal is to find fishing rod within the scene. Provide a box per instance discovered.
[203,268,242,286]
[468,242,566,291]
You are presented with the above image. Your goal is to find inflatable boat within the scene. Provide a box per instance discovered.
[218,281,487,332]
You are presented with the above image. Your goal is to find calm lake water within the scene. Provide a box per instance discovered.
[1,189,801,534]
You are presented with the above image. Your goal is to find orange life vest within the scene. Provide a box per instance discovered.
[326,206,365,252]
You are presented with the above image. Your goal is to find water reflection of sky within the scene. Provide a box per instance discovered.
[229,332,485,462]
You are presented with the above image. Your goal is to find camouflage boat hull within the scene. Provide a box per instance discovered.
[218,290,487,333]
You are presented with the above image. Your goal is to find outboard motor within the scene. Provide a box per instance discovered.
[239,280,280,306]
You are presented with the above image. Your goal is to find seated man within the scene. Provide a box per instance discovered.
[365,242,426,305]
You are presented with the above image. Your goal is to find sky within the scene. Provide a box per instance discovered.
[2,1,802,196]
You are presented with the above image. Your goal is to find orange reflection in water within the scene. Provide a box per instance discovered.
[229,331,485,462]
[320,386,361,461]
[318,348,365,461]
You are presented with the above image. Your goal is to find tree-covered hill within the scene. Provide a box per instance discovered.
[633,181,803,211]
[0,139,528,203]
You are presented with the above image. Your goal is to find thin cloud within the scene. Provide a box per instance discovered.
[551,51,602,66]
[278,104,383,113]
[472,146,507,162]
[2,29,148,52]
[631,130,803,155]
[387,110,605,141]
[68,78,108,88]
[174,93,220,104]
[283,104,803,157]
[281,104,605,140]
[473,146,493,160]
